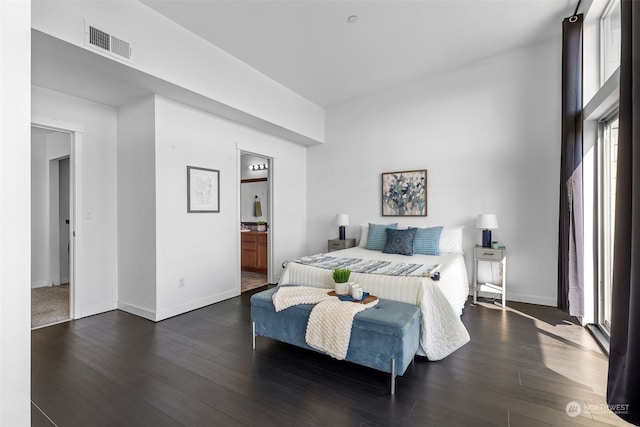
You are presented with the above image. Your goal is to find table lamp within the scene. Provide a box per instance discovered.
[476,214,498,248]
[335,214,349,240]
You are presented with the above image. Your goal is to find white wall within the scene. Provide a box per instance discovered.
[31,0,325,144]
[32,85,118,318]
[115,95,308,320]
[0,1,31,424]
[154,96,308,318]
[308,38,562,306]
[117,96,157,319]
[241,181,268,223]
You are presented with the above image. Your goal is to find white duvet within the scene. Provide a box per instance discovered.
[278,247,471,360]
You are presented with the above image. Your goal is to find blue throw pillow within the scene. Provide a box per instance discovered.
[365,223,398,251]
[411,226,443,255]
[383,228,417,256]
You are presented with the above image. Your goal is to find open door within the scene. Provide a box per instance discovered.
[30,127,73,328]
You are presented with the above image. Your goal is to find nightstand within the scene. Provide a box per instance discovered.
[473,245,506,307]
[328,238,356,252]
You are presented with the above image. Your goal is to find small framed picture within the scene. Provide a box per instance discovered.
[187,166,220,213]
[381,169,427,216]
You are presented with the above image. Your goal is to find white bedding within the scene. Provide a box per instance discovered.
[278,247,471,360]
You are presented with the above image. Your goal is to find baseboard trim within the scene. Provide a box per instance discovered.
[504,292,556,307]
[32,281,51,289]
[117,302,156,321]
[155,289,239,321]
[76,300,118,319]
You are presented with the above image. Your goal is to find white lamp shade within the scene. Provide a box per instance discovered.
[335,214,350,226]
[476,214,498,229]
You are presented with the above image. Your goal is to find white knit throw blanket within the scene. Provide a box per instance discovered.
[306,299,366,360]
[272,286,332,311]
[272,286,378,360]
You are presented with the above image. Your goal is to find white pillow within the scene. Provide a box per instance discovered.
[358,224,369,247]
[439,226,464,254]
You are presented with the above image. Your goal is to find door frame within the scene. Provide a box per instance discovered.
[31,115,83,320]
[238,150,275,287]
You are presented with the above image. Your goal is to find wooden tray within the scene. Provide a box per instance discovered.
[328,290,378,305]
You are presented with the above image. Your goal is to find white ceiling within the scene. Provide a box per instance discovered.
[142,0,576,107]
[32,0,579,115]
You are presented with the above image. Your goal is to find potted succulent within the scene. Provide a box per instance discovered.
[256,221,266,232]
[332,268,351,295]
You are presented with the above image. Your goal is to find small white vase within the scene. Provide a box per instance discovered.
[335,282,350,295]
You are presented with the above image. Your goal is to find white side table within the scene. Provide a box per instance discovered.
[473,245,506,308]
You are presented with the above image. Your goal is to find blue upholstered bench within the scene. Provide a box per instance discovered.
[250,286,421,394]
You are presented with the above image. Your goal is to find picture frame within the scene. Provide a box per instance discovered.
[187,166,220,213]
[381,169,427,216]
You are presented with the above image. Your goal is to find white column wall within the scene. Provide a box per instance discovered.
[0,1,31,424]
[117,96,158,319]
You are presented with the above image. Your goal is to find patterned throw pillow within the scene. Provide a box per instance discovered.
[365,223,398,251]
[411,226,443,255]
[383,228,417,256]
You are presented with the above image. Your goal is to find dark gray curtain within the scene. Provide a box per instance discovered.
[607,1,640,424]
[558,13,584,316]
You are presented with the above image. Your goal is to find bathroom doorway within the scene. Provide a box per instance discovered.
[240,153,270,292]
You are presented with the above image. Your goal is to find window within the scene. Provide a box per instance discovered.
[600,0,621,85]
[597,114,618,334]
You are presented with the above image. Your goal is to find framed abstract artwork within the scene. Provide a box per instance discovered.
[187,166,220,213]
[381,169,427,216]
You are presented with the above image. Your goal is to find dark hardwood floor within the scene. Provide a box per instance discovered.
[31,289,629,427]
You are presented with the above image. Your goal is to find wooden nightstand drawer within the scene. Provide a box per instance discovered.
[328,238,356,252]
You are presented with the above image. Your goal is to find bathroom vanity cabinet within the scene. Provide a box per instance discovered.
[241,231,267,273]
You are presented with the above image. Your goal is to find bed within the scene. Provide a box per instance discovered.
[277,225,471,361]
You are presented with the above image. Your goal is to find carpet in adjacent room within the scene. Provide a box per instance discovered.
[31,284,69,329]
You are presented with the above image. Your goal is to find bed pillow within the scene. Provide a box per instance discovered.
[365,223,398,251]
[383,228,417,256]
[411,226,443,255]
[358,224,369,247]
[439,226,464,254]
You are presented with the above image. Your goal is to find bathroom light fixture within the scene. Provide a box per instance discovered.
[248,163,269,171]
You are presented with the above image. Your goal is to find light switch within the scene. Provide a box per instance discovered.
[84,209,93,220]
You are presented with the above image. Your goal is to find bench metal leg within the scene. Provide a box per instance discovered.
[252,322,256,350]
[390,358,396,395]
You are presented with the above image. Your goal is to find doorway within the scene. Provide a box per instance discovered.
[240,153,270,293]
[30,127,73,329]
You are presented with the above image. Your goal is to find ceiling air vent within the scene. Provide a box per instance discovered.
[85,23,133,62]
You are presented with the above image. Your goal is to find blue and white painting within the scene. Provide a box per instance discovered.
[382,170,427,216]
